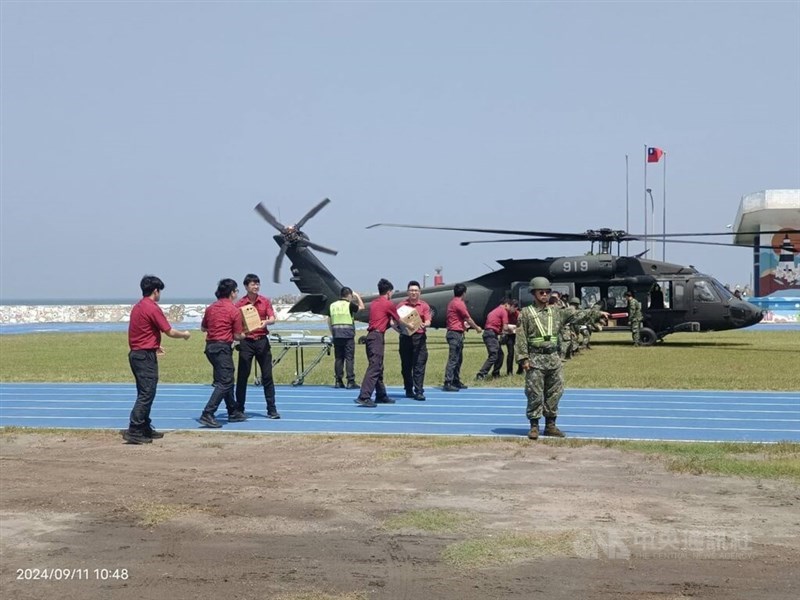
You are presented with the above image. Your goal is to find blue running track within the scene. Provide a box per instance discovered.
[0,383,798,443]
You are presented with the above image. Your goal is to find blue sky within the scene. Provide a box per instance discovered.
[1,1,798,302]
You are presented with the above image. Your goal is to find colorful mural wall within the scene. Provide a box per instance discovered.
[758,229,800,296]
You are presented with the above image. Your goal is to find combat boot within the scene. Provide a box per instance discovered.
[543,417,565,438]
[527,419,540,440]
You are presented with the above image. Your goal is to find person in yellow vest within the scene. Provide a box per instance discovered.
[326,286,365,389]
[515,277,608,440]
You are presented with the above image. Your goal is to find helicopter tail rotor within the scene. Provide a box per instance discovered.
[254,199,339,283]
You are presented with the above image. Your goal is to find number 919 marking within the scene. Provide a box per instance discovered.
[561,260,589,273]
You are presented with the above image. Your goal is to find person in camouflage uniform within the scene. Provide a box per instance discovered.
[625,290,643,346]
[515,277,607,440]
[566,297,583,357]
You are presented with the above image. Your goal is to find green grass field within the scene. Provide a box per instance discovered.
[2,328,798,481]
[1,328,797,390]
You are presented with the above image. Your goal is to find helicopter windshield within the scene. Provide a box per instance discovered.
[711,279,734,300]
[693,280,719,303]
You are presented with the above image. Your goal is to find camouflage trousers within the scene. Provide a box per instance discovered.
[524,354,564,421]
[630,319,642,345]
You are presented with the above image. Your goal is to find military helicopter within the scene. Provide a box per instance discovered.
[254,199,792,346]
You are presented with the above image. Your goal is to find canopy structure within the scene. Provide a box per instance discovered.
[732,189,800,296]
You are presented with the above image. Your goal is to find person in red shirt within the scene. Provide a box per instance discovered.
[234,273,280,419]
[198,278,245,428]
[123,275,191,445]
[476,299,514,380]
[503,299,521,375]
[443,283,482,392]
[396,280,432,401]
[355,278,409,407]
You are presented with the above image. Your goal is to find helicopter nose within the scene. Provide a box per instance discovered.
[731,300,764,327]
[744,303,764,326]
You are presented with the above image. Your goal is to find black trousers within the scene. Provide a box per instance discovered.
[477,330,504,378]
[504,334,517,374]
[358,330,387,401]
[444,330,465,385]
[332,337,356,384]
[128,349,158,430]
[235,337,276,413]
[203,342,236,415]
[399,332,428,395]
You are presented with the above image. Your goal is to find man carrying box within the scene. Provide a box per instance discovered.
[355,278,410,407]
[234,273,280,419]
[476,298,514,381]
[396,280,432,401]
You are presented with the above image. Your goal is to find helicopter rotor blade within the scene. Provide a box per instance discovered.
[459,237,575,246]
[305,240,339,255]
[631,228,798,239]
[254,203,285,232]
[273,244,288,283]
[295,198,331,229]
[656,238,798,250]
[367,223,589,240]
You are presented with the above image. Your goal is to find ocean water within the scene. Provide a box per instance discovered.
[0,298,212,306]
[0,321,335,335]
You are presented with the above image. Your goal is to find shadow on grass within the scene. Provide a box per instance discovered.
[591,340,754,348]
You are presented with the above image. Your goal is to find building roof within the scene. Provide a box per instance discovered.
[732,189,800,246]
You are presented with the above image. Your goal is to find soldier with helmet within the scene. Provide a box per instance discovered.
[625,290,643,346]
[566,296,583,358]
[515,277,608,440]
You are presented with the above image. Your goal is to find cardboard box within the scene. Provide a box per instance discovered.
[240,304,262,333]
[396,305,423,334]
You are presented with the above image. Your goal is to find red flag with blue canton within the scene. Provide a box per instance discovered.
[647,147,664,163]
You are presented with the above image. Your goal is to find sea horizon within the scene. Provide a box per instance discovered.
[1,297,227,306]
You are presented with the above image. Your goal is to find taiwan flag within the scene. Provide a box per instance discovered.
[647,147,664,163]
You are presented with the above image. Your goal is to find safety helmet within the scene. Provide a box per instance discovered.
[569,297,580,306]
[529,277,551,290]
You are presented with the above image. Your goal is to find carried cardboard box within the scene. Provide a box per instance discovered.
[396,305,423,335]
[240,304,263,333]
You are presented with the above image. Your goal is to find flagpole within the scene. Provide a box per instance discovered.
[643,145,648,254]
[662,152,667,261]
[625,154,629,256]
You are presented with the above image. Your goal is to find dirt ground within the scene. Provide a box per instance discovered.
[1,431,798,600]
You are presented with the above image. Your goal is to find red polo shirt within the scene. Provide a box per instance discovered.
[484,305,509,334]
[445,296,471,332]
[368,295,402,333]
[128,297,172,351]
[397,298,431,334]
[508,308,519,327]
[202,298,243,343]
[235,294,275,339]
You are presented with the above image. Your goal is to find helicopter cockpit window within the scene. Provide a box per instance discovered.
[712,279,734,300]
[608,286,627,309]
[693,280,718,303]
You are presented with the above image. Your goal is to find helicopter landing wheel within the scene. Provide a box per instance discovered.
[638,328,657,347]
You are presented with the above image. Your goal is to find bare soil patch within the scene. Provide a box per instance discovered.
[1,432,798,599]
